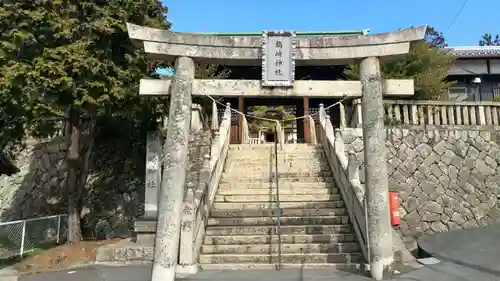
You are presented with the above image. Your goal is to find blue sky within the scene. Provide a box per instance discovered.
[162,0,499,46]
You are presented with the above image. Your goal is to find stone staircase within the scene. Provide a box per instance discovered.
[95,128,215,264]
[199,144,363,269]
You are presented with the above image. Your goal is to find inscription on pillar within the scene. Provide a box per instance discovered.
[261,30,296,87]
[144,131,162,219]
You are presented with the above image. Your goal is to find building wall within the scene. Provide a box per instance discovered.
[449,59,489,76]
[448,58,500,76]
[448,75,500,101]
[447,58,500,101]
[343,127,500,242]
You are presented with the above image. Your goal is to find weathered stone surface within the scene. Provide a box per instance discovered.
[0,135,144,238]
[97,239,155,262]
[199,144,362,269]
[0,127,211,240]
[127,23,426,65]
[343,127,500,239]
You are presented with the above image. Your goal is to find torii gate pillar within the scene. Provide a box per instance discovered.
[360,56,392,280]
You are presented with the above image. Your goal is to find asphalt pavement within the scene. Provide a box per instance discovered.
[7,223,500,281]
[418,223,500,277]
[16,265,373,281]
[11,262,500,281]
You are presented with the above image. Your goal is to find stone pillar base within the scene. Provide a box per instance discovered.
[177,264,199,276]
[134,220,156,244]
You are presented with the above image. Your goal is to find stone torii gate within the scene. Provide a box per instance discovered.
[126,24,426,280]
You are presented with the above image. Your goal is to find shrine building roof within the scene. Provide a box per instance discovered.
[444,46,500,58]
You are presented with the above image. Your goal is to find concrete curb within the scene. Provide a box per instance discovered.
[0,267,19,281]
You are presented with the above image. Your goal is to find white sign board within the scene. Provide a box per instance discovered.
[144,132,162,219]
[261,30,296,87]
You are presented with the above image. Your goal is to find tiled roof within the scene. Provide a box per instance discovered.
[444,46,500,58]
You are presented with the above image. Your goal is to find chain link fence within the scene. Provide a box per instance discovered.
[0,214,68,260]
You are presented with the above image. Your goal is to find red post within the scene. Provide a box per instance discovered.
[389,192,400,226]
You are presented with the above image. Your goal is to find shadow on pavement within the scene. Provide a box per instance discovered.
[417,223,500,278]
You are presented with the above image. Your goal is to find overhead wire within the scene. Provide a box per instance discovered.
[447,0,469,30]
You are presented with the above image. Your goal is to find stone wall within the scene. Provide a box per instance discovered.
[343,126,500,241]
[0,122,214,240]
[0,138,67,220]
[0,133,146,239]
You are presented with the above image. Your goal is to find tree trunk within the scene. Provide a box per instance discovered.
[65,107,83,244]
[76,117,96,225]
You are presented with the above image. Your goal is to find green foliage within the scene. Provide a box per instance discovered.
[479,33,500,46]
[343,41,456,100]
[0,0,171,153]
[248,106,295,132]
[0,1,230,153]
[425,26,447,48]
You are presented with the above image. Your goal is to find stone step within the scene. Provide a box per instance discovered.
[135,232,358,245]
[229,144,323,151]
[188,142,211,146]
[210,208,346,218]
[199,253,363,264]
[199,263,361,270]
[225,160,329,167]
[228,145,324,151]
[207,216,349,226]
[223,167,332,173]
[228,147,324,152]
[188,138,210,144]
[224,164,331,171]
[203,233,358,245]
[214,194,340,203]
[221,173,333,179]
[226,158,328,164]
[227,150,326,156]
[225,171,333,177]
[218,181,336,189]
[201,243,361,255]
[219,177,335,184]
[205,225,353,236]
[97,243,363,267]
[216,188,338,195]
[227,156,329,162]
[228,147,323,151]
[228,150,324,154]
[212,201,344,210]
[227,156,327,162]
[229,143,323,151]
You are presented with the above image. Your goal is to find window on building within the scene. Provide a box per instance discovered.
[448,87,468,101]
[494,84,500,99]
